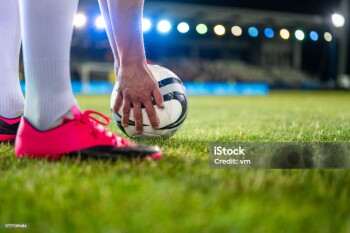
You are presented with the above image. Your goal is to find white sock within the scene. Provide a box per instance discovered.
[18,0,79,130]
[0,0,24,118]
[98,0,119,64]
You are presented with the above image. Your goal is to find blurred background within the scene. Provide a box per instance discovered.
[24,0,350,94]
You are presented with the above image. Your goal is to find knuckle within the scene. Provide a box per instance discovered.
[123,93,131,101]
[122,102,130,109]
[114,100,121,106]
[139,95,149,103]
[134,114,141,120]
[135,111,142,119]
[148,106,156,114]
[116,97,123,103]
[114,100,120,107]
[135,97,143,103]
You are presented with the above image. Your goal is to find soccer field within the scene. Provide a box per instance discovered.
[1,91,350,233]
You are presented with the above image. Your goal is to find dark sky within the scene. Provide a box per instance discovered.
[150,0,341,15]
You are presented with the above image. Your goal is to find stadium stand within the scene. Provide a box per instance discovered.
[156,58,315,86]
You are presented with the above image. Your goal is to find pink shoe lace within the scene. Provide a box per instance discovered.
[77,110,133,147]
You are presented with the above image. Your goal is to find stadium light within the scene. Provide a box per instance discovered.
[157,20,172,34]
[310,31,319,41]
[280,29,290,40]
[142,18,152,32]
[74,13,87,29]
[95,16,106,29]
[248,27,258,37]
[214,25,226,36]
[324,32,333,42]
[196,24,208,34]
[295,30,305,41]
[177,22,190,33]
[332,13,345,28]
[231,26,242,37]
[264,28,274,38]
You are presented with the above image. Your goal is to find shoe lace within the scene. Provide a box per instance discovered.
[80,110,132,147]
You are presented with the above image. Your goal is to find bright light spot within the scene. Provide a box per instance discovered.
[310,31,319,41]
[248,27,258,37]
[95,16,106,29]
[231,26,242,36]
[74,13,87,29]
[142,18,152,32]
[264,28,274,38]
[280,29,290,40]
[214,25,226,36]
[324,32,333,42]
[177,22,190,33]
[332,13,345,28]
[196,24,208,34]
[157,20,172,33]
[295,30,305,41]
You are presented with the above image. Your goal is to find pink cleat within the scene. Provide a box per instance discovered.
[15,106,162,160]
[0,115,21,142]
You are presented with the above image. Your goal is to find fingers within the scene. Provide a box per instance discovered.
[144,100,159,129]
[121,98,131,127]
[153,86,165,108]
[119,93,159,132]
[146,68,164,109]
[113,91,123,114]
[133,102,143,134]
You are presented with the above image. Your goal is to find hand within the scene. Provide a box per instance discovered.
[113,63,164,134]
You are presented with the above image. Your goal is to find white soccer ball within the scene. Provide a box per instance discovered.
[110,65,188,138]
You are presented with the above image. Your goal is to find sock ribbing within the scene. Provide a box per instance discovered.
[0,0,24,118]
[0,68,24,118]
[24,60,76,130]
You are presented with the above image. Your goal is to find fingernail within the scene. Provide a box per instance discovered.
[122,124,127,127]
[136,130,142,134]
[154,125,159,129]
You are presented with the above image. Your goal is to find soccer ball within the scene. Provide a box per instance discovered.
[110,65,188,138]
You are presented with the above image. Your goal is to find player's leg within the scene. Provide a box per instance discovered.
[98,0,120,70]
[18,0,78,131]
[0,0,24,142]
[15,0,162,160]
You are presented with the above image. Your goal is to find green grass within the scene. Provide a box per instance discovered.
[1,91,350,233]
